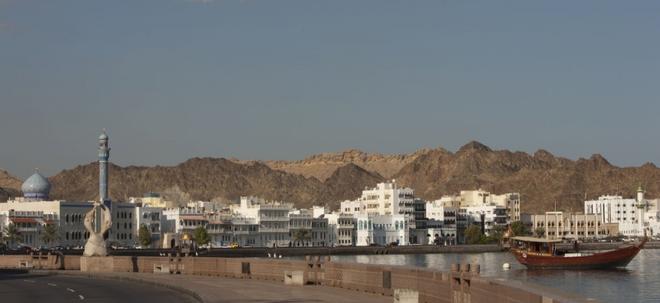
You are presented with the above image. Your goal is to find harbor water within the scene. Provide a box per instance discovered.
[330,249,660,303]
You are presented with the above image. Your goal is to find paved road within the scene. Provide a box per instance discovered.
[0,270,197,303]
[49,271,391,303]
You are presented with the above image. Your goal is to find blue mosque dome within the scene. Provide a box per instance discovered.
[21,172,51,200]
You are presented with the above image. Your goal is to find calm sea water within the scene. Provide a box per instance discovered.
[329,250,660,303]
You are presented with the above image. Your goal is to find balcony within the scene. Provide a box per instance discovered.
[258,228,290,233]
[260,216,290,222]
[17,227,38,233]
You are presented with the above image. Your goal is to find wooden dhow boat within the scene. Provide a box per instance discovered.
[510,236,647,269]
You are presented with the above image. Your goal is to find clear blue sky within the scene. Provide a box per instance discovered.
[2,0,659,178]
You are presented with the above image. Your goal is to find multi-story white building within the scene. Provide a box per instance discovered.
[325,212,356,246]
[204,213,259,247]
[584,188,646,237]
[162,207,207,235]
[458,190,521,222]
[463,205,508,234]
[232,196,292,247]
[355,182,414,218]
[339,200,363,216]
[289,212,313,246]
[355,214,408,246]
[311,217,329,246]
[642,199,660,237]
[341,181,417,243]
[425,199,460,244]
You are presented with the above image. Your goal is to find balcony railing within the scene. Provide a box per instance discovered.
[258,228,290,233]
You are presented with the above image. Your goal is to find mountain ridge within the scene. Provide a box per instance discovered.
[1,141,658,213]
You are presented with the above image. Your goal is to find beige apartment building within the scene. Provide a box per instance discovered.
[531,211,616,239]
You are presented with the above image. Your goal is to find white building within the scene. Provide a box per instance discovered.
[205,214,259,248]
[643,199,660,237]
[325,212,356,246]
[462,205,508,234]
[0,172,97,248]
[162,207,207,233]
[425,199,459,244]
[355,214,408,246]
[356,182,414,218]
[232,196,292,247]
[584,188,646,237]
[339,200,363,216]
[341,181,417,241]
[457,190,521,222]
[312,206,328,218]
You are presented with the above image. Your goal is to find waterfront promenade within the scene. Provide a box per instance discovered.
[0,254,596,303]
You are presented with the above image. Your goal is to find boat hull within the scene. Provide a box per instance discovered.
[511,240,645,270]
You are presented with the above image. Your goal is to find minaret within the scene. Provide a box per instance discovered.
[637,185,645,203]
[98,130,110,203]
[637,185,646,236]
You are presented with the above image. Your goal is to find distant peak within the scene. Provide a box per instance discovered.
[458,141,492,153]
[589,154,611,166]
[641,162,657,169]
[533,149,554,159]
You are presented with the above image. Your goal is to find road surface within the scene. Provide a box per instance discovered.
[0,270,197,303]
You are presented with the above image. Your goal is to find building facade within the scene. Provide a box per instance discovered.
[530,211,609,239]
[355,214,409,246]
[584,189,646,237]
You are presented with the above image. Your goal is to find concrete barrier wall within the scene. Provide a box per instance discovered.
[0,254,60,270]
[63,255,81,270]
[0,254,585,302]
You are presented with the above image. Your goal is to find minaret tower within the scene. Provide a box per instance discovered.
[98,130,110,203]
[637,185,646,235]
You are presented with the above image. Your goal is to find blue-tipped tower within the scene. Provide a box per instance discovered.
[98,130,110,203]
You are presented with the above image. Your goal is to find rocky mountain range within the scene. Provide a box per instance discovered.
[249,148,429,181]
[1,141,659,213]
[0,169,21,202]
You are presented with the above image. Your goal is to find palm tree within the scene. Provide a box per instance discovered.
[40,224,59,248]
[4,223,21,249]
[138,225,152,248]
[291,229,311,247]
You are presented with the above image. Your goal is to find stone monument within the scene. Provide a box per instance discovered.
[83,202,112,257]
[80,203,115,272]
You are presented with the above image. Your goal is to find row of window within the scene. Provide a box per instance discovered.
[65,231,89,240]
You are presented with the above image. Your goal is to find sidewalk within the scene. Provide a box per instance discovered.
[45,271,391,303]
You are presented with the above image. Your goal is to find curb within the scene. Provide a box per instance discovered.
[32,270,204,303]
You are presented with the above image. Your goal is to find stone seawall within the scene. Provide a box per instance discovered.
[0,253,593,303]
[108,244,504,257]
[17,241,658,258]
